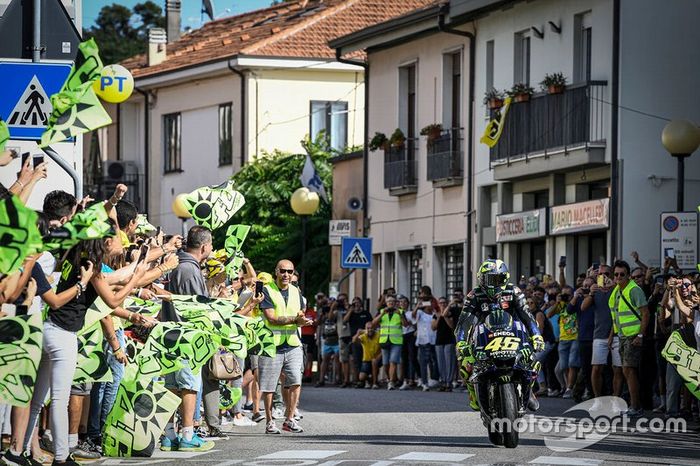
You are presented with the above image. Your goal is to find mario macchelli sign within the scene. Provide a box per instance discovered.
[496,208,547,242]
[550,198,610,235]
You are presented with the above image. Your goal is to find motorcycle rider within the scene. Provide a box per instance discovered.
[455,259,544,411]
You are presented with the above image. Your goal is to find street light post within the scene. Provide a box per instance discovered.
[290,187,320,290]
[661,120,700,211]
[172,193,192,238]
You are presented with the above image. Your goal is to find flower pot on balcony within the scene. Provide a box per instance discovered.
[547,84,565,95]
[514,93,531,103]
[488,98,504,109]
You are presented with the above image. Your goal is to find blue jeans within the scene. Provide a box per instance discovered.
[418,344,439,386]
[535,341,555,384]
[88,329,126,439]
[435,344,456,385]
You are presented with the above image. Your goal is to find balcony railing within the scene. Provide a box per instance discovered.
[85,174,144,213]
[490,81,607,164]
[384,138,417,191]
[427,128,463,182]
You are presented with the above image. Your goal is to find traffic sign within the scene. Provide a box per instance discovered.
[341,237,372,269]
[0,61,72,140]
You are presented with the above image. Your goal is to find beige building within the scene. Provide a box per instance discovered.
[100,0,429,233]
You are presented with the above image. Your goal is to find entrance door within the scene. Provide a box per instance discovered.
[518,240,546,280]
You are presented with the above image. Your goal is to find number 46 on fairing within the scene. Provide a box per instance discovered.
[484,336,521,352]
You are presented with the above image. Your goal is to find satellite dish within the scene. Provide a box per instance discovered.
[347,197,363,212]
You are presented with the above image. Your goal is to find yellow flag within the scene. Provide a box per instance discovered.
[480,97,512,148]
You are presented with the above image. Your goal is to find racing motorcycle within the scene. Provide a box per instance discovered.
[469,305,538,448]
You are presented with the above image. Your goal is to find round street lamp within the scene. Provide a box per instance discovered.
[290,187,320,288]
[661,119,700,211]
[172,193,192,237]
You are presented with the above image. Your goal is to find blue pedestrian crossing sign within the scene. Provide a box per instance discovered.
[0,61,72,140]
[341,237,372,269]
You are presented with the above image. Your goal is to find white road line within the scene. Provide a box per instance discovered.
[390,452,475,462]
[151,450,219,459]
[529,457,603,466]
[256,450,347,460]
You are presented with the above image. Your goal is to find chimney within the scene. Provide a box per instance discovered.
[166,0,181,42]
[148,28,167,66]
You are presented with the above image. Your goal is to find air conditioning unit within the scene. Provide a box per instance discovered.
[103,160,140,182]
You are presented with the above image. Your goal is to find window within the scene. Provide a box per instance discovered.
[445,245,464,297]
[574,11,592,83]
[409,249,422,305]
[310,101,348,151]
[514,31,531,85]
[485,40,495,93]
[163,113,181,173]
[218,103,232,166]
[443,50,462,129]
[399,63,417,139]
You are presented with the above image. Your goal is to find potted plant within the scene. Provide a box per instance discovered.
[389,128,406,149]
[483,88,505,109]
[420,123,443,146]
[369,132,388,151]
[540,72,567,94]
[508,83,534,103]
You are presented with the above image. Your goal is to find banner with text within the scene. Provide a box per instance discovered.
[550,198,609,235]
[496,208,547,242]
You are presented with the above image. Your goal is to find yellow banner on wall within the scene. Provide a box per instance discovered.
[480,97,512,148]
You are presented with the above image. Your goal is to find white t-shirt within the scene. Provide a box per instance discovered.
[414,310,437,346]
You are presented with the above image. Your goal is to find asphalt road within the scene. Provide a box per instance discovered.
[98,386,700,466]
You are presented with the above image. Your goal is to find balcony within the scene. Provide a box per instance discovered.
[427,128,463,187]
[384,138,417,195]
[489,81,608,181]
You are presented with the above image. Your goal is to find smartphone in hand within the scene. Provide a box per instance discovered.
[255,280,264,296]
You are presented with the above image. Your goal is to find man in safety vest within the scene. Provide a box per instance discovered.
[259,259,314,434]
[371,295,408,390]
[607,260,649,417]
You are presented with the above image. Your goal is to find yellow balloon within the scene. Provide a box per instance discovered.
[93,64,134,103]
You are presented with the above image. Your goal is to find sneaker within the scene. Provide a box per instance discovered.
[422,385,430,392]
[221,415,233,426]
[160,436,179,452]
[547,388,561,397]
[625,407,643,418]
[179,434,214,452]
[282,419,304,433]
[428,379,440,389]
[562,388,573,399]
[84,437,102,456]
[364,381,371,389]
[39,437,54,454]
[252,412,265,423]
[51,453,80,466]
[271,407,285,420]
[206,426,230,439]
[294,410,303,421]
[194,425,208,438]
[70,442,101,460]
[233,416,257,427]
[266,420,281,434]
[371,384,379,389]
[387,382,395,390]
[3,449,41,466]
[399,381,410,391]
[242,402,254,412]
[590,398,604,412]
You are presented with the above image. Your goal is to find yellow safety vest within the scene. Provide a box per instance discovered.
[378,309,403,345]
[264,283,302,347]
[608,280,642,337]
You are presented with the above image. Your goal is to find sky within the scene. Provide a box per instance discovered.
[84,0,272,30]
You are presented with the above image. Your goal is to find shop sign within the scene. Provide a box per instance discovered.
[660,212,697,270]
[329,219,355,246]
[496,208,547,242]
[550,198,609,235]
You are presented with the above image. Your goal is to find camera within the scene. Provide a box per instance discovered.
[560,294,571,302]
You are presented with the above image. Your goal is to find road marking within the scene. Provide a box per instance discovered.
[390,452,475,462]
[257,451,347,460]
[529,457,602,466]
[151,450,218,459]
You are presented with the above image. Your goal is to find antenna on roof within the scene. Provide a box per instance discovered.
[202,0,215,22]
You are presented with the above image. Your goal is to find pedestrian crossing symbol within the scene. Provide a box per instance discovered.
[341,237,372,269]
[7,76,50,128]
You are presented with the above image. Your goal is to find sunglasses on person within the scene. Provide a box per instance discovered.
[681,281,692,288]
[278,268,294,275]
[614,272,627,277]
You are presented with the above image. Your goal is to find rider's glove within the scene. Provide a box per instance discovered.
[530,334,545,352]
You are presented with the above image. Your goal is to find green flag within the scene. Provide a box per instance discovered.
[248,316,276,358]
[43,203,114,252]
[0,195,43,274]
[122,297,161,328]
[39,39,111,147]
[74,322,112,384]
[0,118,9,152]
[662,331,700,400]
[182,180,245,231]
[102,370,180,457]
[219,383,242,411]
[225,251,246,279]
[0,314,43,407]
[224,224,251,255]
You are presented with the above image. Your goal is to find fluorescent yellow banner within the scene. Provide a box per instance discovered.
[480,97,512,148]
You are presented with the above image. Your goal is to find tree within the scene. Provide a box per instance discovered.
[83,1,165,64]
[214,135,333,298]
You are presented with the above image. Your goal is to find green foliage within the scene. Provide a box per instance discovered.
[83,1,166,65]
[214,135,333,297]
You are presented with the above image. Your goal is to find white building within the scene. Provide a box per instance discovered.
[334,0,700,304]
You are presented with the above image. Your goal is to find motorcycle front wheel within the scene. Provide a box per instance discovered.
[498,383,520,448]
